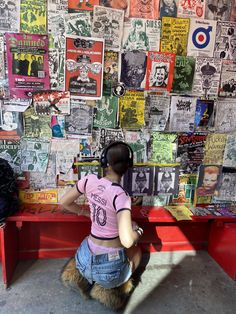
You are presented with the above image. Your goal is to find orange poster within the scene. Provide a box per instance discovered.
[68,0,99,12]
[130,0,160,19]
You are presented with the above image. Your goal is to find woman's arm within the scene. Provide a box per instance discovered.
[60,186,90,217]
[117,210,143,249]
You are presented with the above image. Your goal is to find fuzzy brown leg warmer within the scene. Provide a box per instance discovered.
[60,258,91,299]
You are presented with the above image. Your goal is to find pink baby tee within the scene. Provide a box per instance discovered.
[77,174,131,239]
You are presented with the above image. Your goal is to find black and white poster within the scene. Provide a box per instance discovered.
[154,166,180,195]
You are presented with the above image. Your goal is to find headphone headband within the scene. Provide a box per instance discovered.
[100,141,133,168]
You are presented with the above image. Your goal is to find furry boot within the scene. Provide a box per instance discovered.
[90,278,134,311]
[61,258,91,299]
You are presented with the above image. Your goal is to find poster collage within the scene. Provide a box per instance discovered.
[0,0,236,217]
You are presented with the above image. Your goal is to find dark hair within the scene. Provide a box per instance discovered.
[106,143,132,176]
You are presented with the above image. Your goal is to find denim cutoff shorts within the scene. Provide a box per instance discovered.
[75,237,132,289]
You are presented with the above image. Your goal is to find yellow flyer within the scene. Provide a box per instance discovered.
[19,189,58,204]
[203,134,227,165]
[165,205,193,221]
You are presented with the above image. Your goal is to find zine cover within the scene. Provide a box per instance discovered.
[161,17,189,56]
[33,91,70,115]
[145,51,175,93]
[20,0,47,34]
[92,6,124,51]
[205,0,233,21]
[203,133,227,165]
[169,96,197,133]
[187,18,217,57]
[119,91,145,129]
[195,99,214,131]
[171,56,195,93]
[177,133,207,173]
[145,94,170,131]
[214,21,236,61]
[78,163,102,179]
[124,165,154,196]
[68,0,99,12]
[151,132,177,163]
[0,139,21,174]
[93,96,118,129]
[154,166,180,195]
[0,0,20,32]
[160,0,178,17]
[5,33,50,99]
[191,57,222,98]
[223,135,236,168]
[177,0,205,18]
[122,18,161,51]
[103,51,119,95]
[65,98,93,135]
[196,164,222,197]
[215,100,236,133]
[219,61,236,97]
[65,35,104,100]
[120,51,147,90]
[216,170,236,202]
[65,12,92,37]
[129,0,160,19]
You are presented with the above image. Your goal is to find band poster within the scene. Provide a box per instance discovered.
[65,12,92,37]
[205,0,233,21]
[172,56,195,93]
[161,17,190,56]
[122,18,161,51]
[154,166,179,195]
[5,33,50,99]
[203,133,227,165]
[187,18,217,57]
[0,0,20,33]
[103,51,119,95]
[130,0,160,20]
[68,0,99,12]
[48,0,68,15]
[177,0,206,18]
[92,6,124,51]
[215,100,236,133]
[219,60,236,97]
[20,0,47,34]
[145,51,175,92]
[33,91,70,115]
[223,135,236,168]
[65,35,104,100]
[160,0,178,18]
[214,21,236,61]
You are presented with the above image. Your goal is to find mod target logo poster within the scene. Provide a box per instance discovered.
[187,18,217,57]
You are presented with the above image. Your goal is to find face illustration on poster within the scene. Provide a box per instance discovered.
[158,171,175,194]
[150,63,169,87]
[1,111,17,131]
[133,171,149,194]
[160,0,177,17]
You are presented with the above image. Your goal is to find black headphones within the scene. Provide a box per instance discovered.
[100,141,134,168]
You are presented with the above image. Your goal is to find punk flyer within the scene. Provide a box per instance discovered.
[151,132,177,163]
[93,95,119,129]
[65,12,92,37]
[203,133,227,165]
[177,0,205,18]
[219,61,236,97]
[215,100,236,133]
[216,170,236,202]
[103,51,119,95]
[161,17,189,56]
[100,0,130,18]
[160,0,178,18]
[129,0,160,19]
[68,0,99,12]
[187,18,217,57]
[122,18,161,51]
[0,0,20,33]
[205,0,233,21]
[0,35,4,82]
[154,166,179,195]
[214,21,236,61]
[20,139,50,173]
[65,35,104,100]
[195,99,214,131]
[120,51,147,90]
[145,51,175,93]
[124,165,154,196]
[191,57,222,98]
[33,91,70,115]
[0,139,21,174]
[78,163,102,179]
[145,94,170,131]
[119,91,145,129]
[223,135,236,168]
[92,6,124,52]
[99,127,124,150]
[20,0,47,34]
[172,56,195,94]
[5,33,50,99]
[65,98,93,135]
[48,0,68,14]
[48,14,66,49]
[49,49,65,91]
[23,106,51,138]
[0,101,24,139]
[169,96,197,133]
[177,133,207,173]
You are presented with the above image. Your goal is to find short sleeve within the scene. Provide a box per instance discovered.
[113,192,131,213]
[76,175,89,194]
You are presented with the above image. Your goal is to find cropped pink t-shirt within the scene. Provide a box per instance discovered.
[76,174,131,239]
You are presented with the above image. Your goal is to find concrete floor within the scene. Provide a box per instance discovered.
[0,251,236,314]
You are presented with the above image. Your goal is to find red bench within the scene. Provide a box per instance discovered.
[1,204,236,288]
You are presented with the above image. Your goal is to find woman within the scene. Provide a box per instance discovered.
[60,142,143,291]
